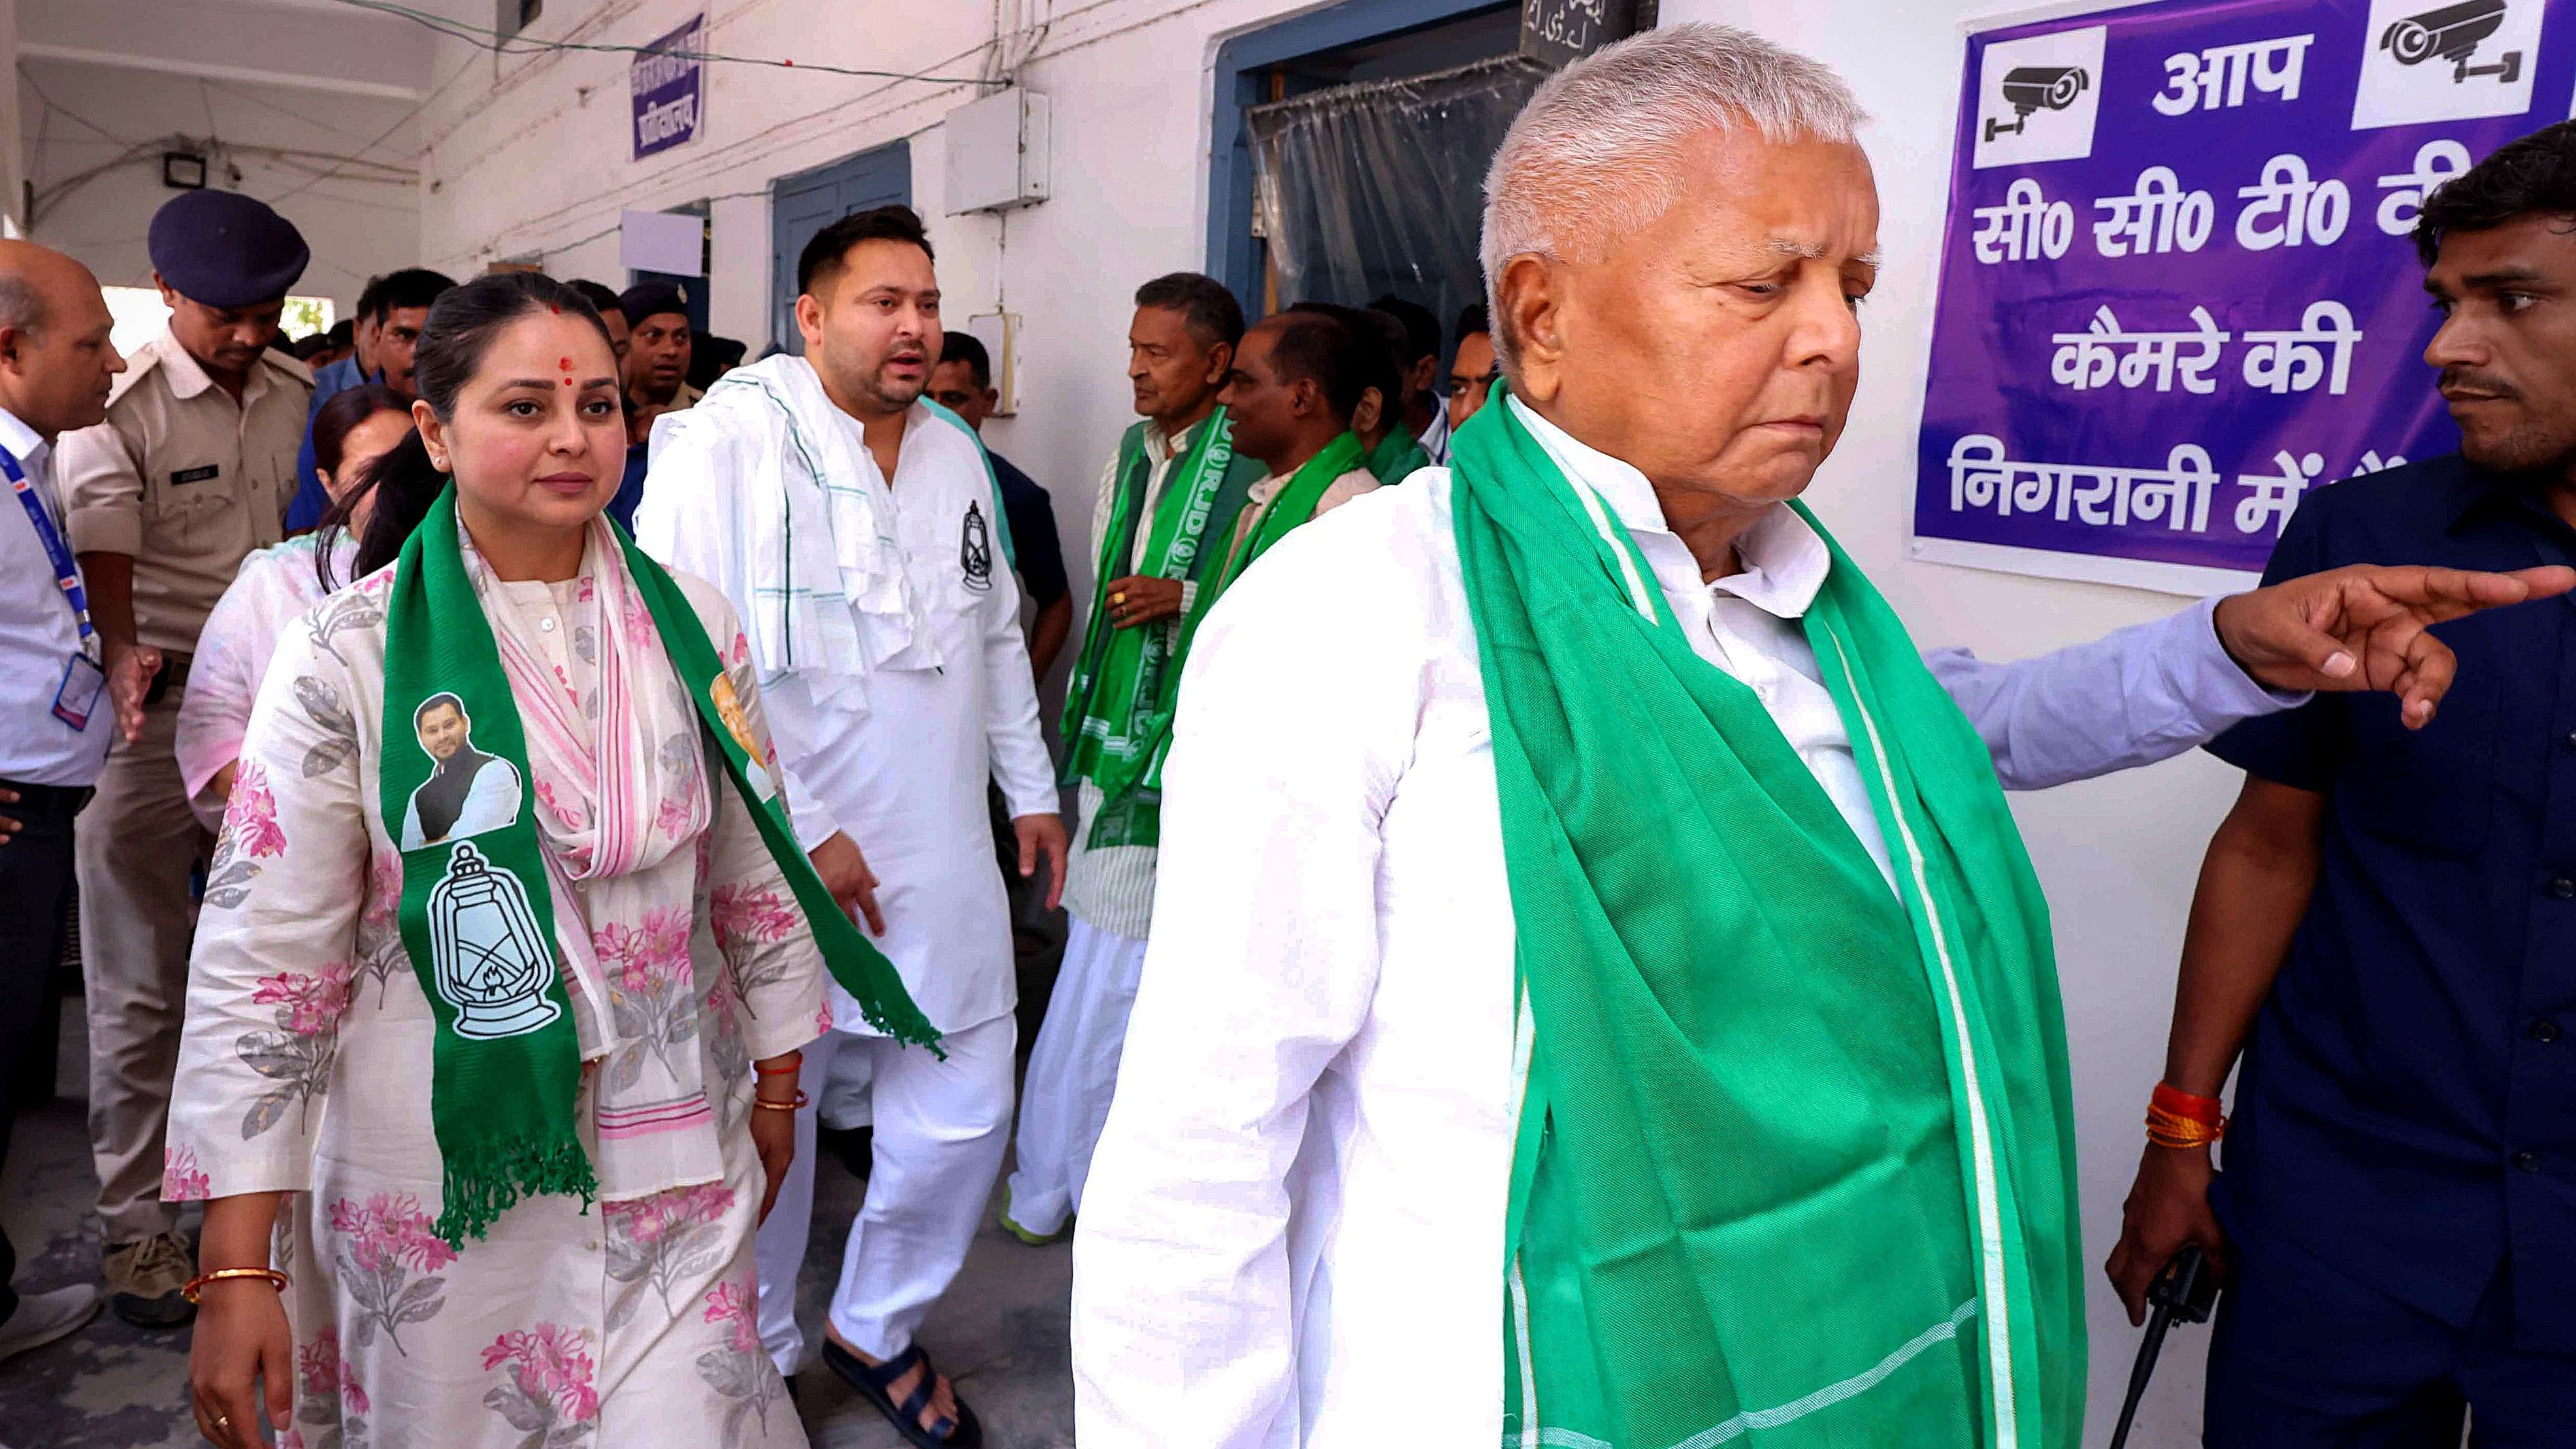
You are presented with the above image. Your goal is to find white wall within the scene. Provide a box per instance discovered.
[417,0,1324,559]
[421,3,2228,1441]
[20,57,424,310]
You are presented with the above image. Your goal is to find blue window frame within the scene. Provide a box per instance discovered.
[1207,0,1515,309]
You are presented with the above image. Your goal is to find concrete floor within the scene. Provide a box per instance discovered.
[0,953,1077,1449]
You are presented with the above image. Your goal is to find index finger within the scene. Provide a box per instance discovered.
[2362,563,2564,619]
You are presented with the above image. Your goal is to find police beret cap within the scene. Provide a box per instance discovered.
[617,281,690,325]
[148,191,309,309]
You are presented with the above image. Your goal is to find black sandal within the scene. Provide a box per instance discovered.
[821,1338,983,1449]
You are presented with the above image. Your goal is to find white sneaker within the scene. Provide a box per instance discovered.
[0,1284,101,1361]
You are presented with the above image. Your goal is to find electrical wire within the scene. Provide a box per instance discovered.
[261,39,486,208]
[326,0,989,84]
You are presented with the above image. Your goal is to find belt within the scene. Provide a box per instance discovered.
[0,778,95,821]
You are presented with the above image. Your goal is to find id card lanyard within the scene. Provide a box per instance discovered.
[4,446,101,663]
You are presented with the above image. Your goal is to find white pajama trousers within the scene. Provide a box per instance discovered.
[1003,919,1150,1237]
[754,1013,1017,1374]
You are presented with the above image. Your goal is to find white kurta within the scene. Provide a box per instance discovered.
[1070,401,2298,1448]
[165,562,823,1449]
[640,400,1054,1035]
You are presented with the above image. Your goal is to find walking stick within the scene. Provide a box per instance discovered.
[2106,1244,2222,1449]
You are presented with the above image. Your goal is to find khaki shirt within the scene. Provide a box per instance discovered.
[61,333,312,655]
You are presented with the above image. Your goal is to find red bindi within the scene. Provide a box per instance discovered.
[559,357,572,370]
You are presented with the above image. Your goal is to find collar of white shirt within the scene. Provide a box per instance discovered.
[1507,395,1830,625]
[0,402,50,480]
[1141,412,1205,468]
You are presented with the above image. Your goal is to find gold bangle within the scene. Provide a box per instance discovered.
[752,1090,809,1113]
[2144,1105,2225,1149]
[184,1267,289,1303]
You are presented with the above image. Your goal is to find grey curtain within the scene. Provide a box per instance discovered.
[1247,54,1546,344]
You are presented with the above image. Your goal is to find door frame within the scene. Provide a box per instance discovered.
[1205,0,1508,308]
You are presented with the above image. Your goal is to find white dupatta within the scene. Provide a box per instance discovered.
[642,353,929,709]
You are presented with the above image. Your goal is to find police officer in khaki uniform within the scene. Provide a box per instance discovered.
[58,189,311,1328]
[618,279,699,434]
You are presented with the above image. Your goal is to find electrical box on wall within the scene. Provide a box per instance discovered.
[944,90,1050,215]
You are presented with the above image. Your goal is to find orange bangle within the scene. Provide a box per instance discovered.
[2145,1083,2226,1148]
[751,1090,809,1113]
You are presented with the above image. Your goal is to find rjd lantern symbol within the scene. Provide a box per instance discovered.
[426,841,562,1040]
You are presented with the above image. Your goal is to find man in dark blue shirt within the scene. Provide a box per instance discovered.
[2111,122,2576,1444]
[284,267,451,530]
[930,331,1071,681]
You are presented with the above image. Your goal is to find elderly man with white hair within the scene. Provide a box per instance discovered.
[1069,25,2572,1449]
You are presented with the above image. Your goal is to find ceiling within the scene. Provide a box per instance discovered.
[17,0,463,101]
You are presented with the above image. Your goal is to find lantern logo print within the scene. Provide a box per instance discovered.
[399,692,525,851]
[960,499,994,592]
[427,841,562,1040]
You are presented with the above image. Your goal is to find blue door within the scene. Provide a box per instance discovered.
[770,142,913,355]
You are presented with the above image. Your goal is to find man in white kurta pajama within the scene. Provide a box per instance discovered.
[1071,27,2564,1449]
[636,276,1056,1400]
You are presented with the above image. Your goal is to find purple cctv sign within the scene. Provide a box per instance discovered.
[631,15,705,161]
[1914,0,2570,593]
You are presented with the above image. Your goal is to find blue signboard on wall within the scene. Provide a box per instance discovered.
[632,14,705,161]
[1914,0,2573,594]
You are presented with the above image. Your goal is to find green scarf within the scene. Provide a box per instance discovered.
[1365,428,1431,485]
[1198,428,1365,606]
[1059,410,1260,849]
[382,486,938,1249]
[1069,427,1368,848]
[1452,401,2081,1449]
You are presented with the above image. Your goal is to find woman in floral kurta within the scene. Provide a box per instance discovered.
[166,277,830,1449]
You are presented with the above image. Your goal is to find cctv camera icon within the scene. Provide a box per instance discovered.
[2381,0,2523,84]
[1985,65,2090,141]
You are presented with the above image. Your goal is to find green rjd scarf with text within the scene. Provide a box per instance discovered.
[382,485,938,1249]
[1075,426,1369,840]
[1451,401,2083,1449]
[1060,411,1258,851]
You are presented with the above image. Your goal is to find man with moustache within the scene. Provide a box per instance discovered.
[1206,308,1382,573]
[284,267,453,530]
[2108,121,2576,1444]
[59,190,312,1328]
[621,280,698,434]
[1003,272,1267,1249]
[638,203,1065,1449]
[0,240,152,1365]
[1071,27,2573,1448]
